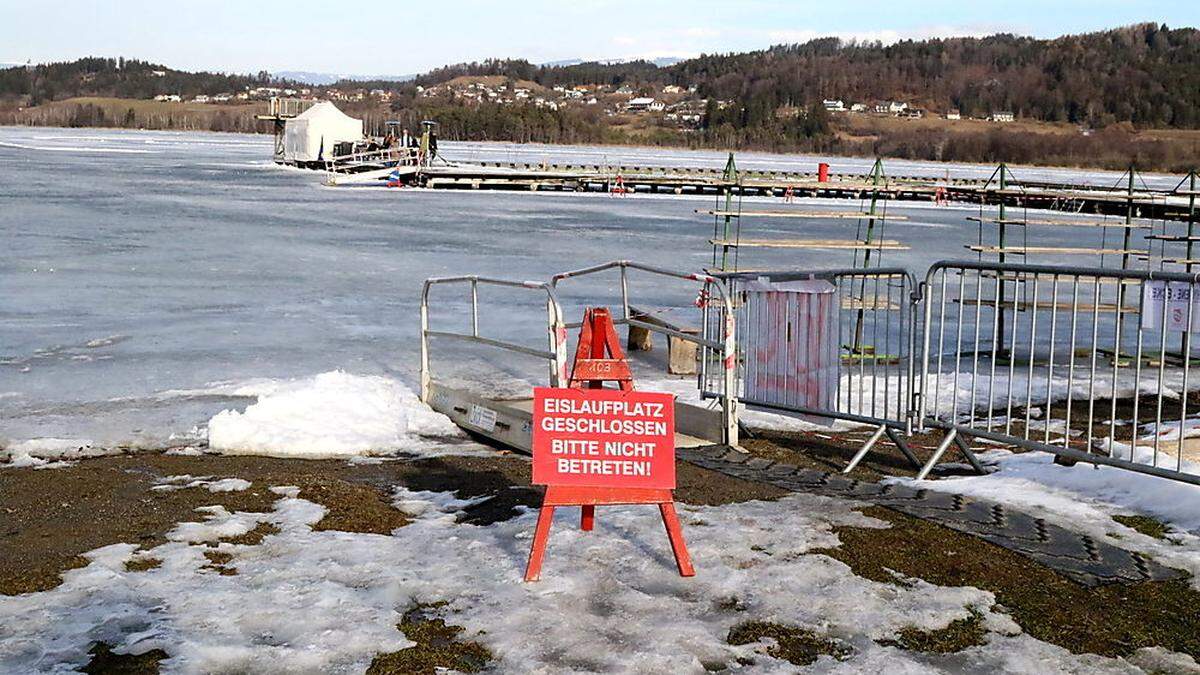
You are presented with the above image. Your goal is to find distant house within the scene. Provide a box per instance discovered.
[945,109,962,120]
[888,101,909,114]
[897,108,924,119]
[822,99,845,112]
[154,94,182,102]
[849,103,868,113]
[627,97,664,112]
[150,70,167,77]
[662,85,684,94]
[989,111,1015,123]
[193,94,210,103]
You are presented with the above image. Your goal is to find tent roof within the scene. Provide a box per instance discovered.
[295,101,361,124]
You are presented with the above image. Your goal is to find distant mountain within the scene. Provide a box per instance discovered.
[274,70,415,85]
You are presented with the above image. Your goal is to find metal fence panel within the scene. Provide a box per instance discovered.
[920,260,1200,485]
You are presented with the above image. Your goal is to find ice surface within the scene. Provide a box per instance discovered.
[0,486,1172,673]
[2,126,1182,454]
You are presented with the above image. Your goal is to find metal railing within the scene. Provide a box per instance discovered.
[326,147,421,174]
[420,276,566,401]
[419,260,1200,486]
[268,97,317,117]
[920,260,1200,484]
[551,260,740,447]
[716,268,923,471]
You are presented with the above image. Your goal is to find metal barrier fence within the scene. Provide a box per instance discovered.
[920,260,1200,485]
[420,276,566,401]
[714,268,922,471]
[551,260,740,447]
[419,261,1200,486]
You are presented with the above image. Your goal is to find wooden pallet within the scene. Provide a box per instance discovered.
[967,216,1151,229]
[966,245,1148,255]
[699,209,908,220]
[712,238,909,250]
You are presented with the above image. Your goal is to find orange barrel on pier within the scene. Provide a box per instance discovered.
[817,162,830,182]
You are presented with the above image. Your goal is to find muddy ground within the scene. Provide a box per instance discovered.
[2,434,1199,673]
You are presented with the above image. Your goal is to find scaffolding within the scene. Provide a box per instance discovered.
[702,157,909,274]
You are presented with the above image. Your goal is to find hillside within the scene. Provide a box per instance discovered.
[2,24,1199,171]
[401,23,1200,130]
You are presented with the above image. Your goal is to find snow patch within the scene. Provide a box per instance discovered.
[0,488,1172,673]
[900,449,1200,586]
[1,438,105,468]
[205,371,462,458]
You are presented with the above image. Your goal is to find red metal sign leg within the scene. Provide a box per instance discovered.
[524,503,556,582]
[659,502,695,577]
[580,504,595,531]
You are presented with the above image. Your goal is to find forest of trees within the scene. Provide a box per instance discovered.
[8,24,1196,131]
[383,23,1200,130]
[2,24,1199,170]
[670,24,1200,128]
[0,57,283,105]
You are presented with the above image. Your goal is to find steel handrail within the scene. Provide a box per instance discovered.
[550,260,739,446]
[420,276,567,402]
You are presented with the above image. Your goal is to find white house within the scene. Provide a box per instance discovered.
[627,97,664,112]
[946,109,962,120]
[888,101,909,114]
[823,99,845,112]
[989,111,1015,123]
[850,103,868,113]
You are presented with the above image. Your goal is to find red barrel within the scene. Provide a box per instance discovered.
[817,162,830,182]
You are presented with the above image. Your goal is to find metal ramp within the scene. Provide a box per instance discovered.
[425,386,723,453]
[420,262,740,454]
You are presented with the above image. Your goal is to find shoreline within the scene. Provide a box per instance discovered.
[0,121,1190,181]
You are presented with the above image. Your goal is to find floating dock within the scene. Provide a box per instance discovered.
[333,159,1198,222]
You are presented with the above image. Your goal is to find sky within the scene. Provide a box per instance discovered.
[1,1,1198,76]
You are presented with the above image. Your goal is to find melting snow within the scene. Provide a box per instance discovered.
[205,371,464,458]
[0,488,1185,673]
[902,449,1200,586]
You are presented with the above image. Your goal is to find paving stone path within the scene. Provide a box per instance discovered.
[680,445,1185,587]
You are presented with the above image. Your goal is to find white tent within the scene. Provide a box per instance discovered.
[282,102,363,163]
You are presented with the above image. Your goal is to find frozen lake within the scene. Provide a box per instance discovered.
[0,126,1181,449]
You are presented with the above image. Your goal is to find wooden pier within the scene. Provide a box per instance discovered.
[332,158,1199,223]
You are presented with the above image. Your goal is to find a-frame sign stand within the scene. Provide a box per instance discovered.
[524,307,694,582]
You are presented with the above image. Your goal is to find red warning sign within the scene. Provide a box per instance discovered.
[524,307,694,582]
[532,387,676,490]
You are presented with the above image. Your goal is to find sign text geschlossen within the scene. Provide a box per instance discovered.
[532,387,676,490]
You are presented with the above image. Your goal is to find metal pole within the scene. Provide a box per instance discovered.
[419,282,432,402]
[996,163,1009,360]
[853,158,884,351]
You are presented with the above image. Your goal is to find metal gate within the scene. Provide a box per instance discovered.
[920,260,1200,485]
[715,268,923,471]
[551,260,739,447]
